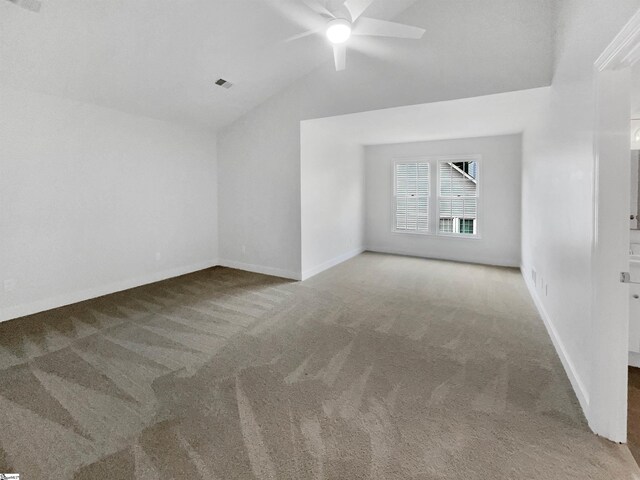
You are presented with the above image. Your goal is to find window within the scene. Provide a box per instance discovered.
[394,162,430,233]
[459,218,475,234]
[439,218,454,233]
[392,156,480,237]
[438,160,478,236]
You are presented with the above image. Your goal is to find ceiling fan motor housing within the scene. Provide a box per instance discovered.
[326,18,352,44]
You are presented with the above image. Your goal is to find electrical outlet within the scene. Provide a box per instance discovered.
[4,279,16,292]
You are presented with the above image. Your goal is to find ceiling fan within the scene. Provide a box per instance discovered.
[4,0,41,12]
[276,0,425,71]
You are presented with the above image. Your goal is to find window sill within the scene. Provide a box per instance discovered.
[392,230,482,240]
[392,229,431,236]
[437,232,482,240]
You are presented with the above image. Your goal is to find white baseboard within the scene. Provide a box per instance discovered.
[301,247,365,281]
[218,259,301,281]
[0,260,219,324]
[366,246,520,268]
[629,351,640,368]
[521,265,590,414]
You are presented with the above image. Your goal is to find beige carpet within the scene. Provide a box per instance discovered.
[0,252,637,479]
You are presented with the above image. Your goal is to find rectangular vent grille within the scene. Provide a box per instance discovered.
[9,0,42,12]
[215,78,233,89]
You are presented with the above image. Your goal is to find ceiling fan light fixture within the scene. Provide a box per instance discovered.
[326,18,352,44]
[276,0,425,72]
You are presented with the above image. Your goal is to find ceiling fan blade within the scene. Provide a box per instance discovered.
[5,0,41,12]
[333,44,346,71]
[343,0,373,21]
[302,0,335,18]
[353,17,425,39]
[285,29,319,42]
[263,0,326,33]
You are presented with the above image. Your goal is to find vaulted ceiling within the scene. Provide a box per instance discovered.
[0,0,419,129]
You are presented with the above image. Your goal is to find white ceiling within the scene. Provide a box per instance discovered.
[0,0,418,130]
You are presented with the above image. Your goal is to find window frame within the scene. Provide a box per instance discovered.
[391,159,431,235]
[391,155,482,239]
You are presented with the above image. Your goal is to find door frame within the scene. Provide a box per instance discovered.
[591,8,640,443]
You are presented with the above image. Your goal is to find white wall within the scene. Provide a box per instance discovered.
[300,124,365,280]
[217,87,303,279]
[365,135,522,267]
[217,0,556,279]
[521,0,640,440]
[0,86,218,322]
[632,63,640,118]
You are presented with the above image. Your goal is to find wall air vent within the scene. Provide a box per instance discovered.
[215,78,233,89]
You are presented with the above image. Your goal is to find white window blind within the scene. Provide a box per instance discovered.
[438,161,478,235]
[394,162,429,233]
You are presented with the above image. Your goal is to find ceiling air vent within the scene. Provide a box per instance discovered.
[8,0,42,12]
[215,78,233,89]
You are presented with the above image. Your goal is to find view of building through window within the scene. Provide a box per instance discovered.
[438,160,478,235]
